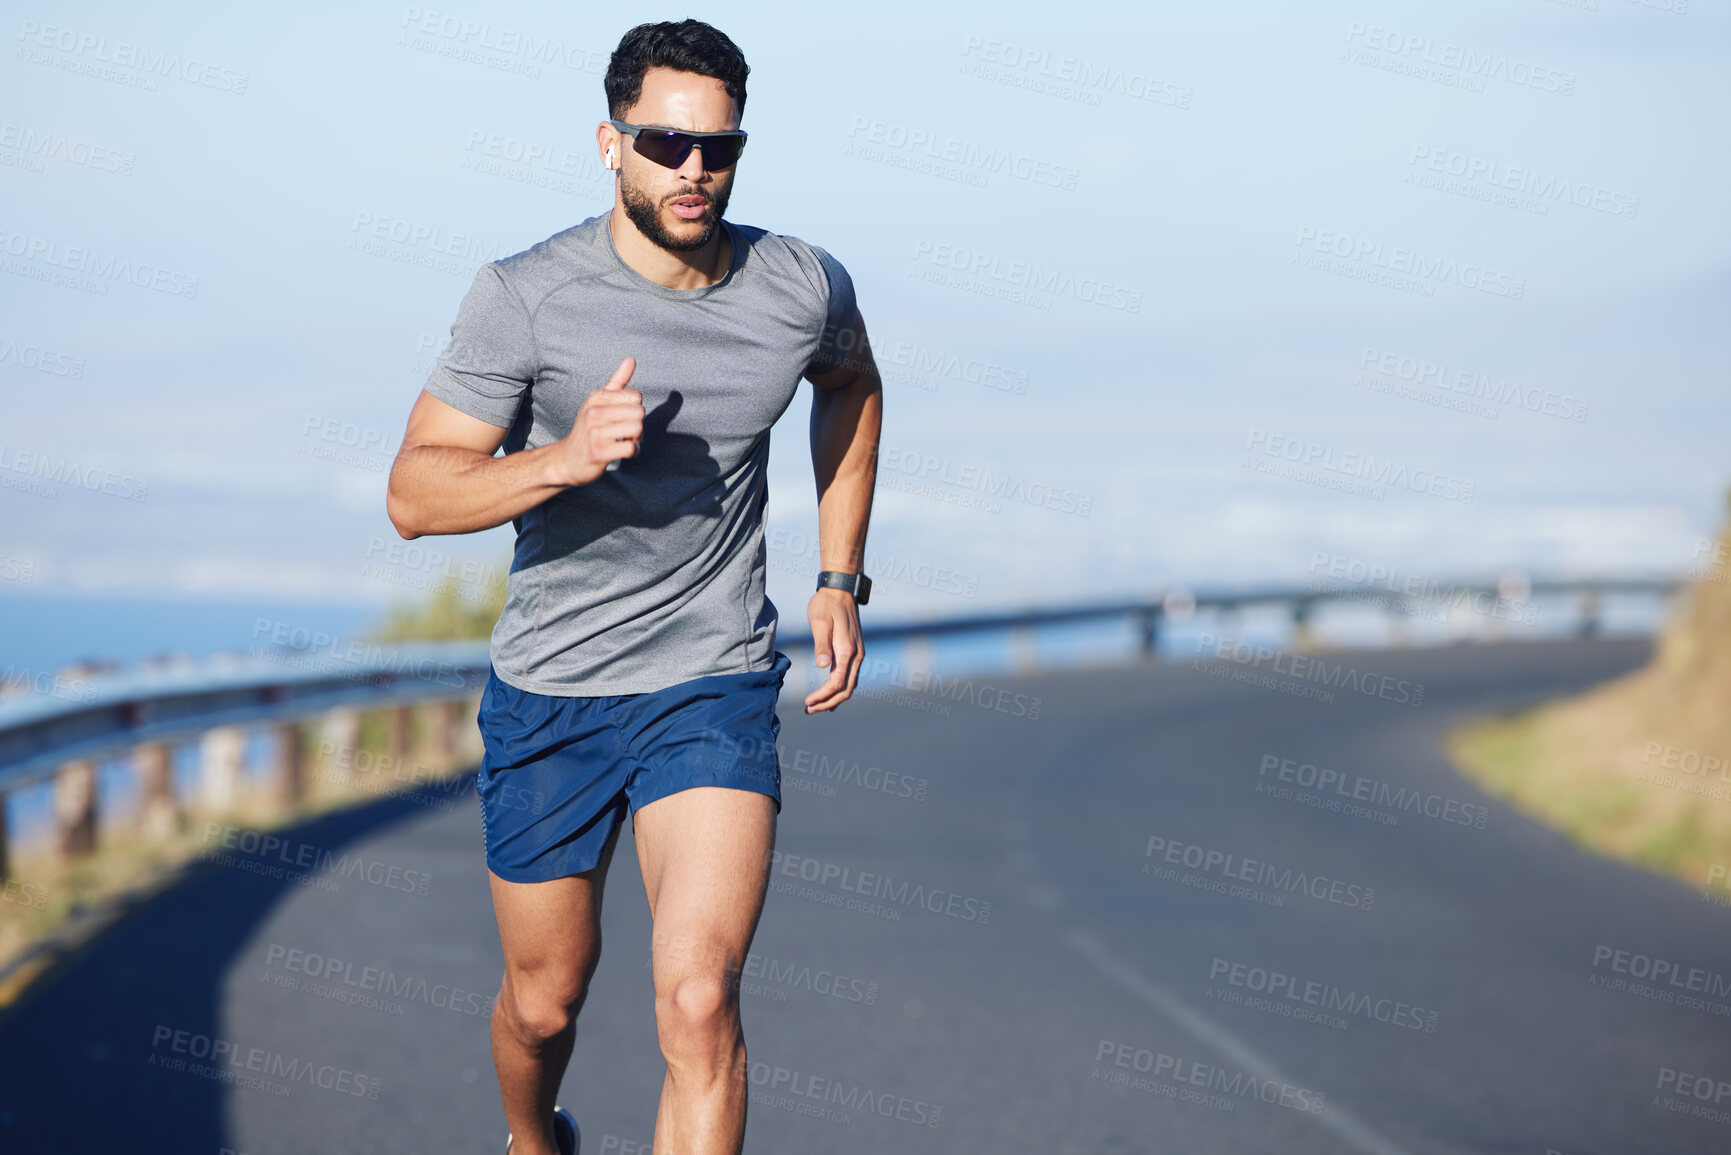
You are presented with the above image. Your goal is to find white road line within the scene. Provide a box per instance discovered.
[1065,926,1417,1155]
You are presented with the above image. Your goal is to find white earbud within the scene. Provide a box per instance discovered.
[606,145,617,168]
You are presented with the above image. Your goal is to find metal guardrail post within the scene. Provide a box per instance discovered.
[451,695,481,765]
[271,722,304,808]
[428,700,456,763]
[385,705,413,760]
[320,707,362,785]
[1290,599,1315,652]
[1138,608,1160,659]
[199,727,245,815]
[1578,586,1602,639]
[53,758,97,860]
[135,740,179,841]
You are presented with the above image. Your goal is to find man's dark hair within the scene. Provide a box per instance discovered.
[605,20,749,121]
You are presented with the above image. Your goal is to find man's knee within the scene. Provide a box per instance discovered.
[502,970,590,1043]
[655,974,738,1051]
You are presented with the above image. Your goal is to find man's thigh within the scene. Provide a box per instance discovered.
[633,787,776,985]
[490,819,623,998]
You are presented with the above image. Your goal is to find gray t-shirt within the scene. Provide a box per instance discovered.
[423,210,859,696]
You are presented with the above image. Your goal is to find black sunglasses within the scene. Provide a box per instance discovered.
[608,119,748,171]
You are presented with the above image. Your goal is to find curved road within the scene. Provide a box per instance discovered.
[3,637,1728,1154]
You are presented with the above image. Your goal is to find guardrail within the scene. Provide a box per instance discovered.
[0,575,1685,879]
[0,642,491,879]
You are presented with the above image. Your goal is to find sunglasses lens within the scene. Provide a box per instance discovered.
[633,131,743,170]
[633,131,692,168]
[698,135,744,169]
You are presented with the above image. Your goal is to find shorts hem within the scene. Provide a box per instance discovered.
[630,776,782,817]
[485,851,606,884]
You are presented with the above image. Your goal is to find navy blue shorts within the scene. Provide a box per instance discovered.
[475,654,790,883]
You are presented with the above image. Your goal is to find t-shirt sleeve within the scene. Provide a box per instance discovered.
[805,245,863,377]
[423,262,537,428]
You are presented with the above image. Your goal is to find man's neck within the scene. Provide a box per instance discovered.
[608,208,731,290]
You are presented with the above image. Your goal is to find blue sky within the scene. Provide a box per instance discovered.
[1,0,1726,634]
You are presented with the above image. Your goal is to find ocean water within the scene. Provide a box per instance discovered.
[0,595,383,674]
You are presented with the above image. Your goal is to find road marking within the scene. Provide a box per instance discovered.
[1065,927,1416,1155]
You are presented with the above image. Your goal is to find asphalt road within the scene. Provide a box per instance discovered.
[4,637,1729,1154]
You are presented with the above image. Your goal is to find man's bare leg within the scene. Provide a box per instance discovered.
[633,786,776,1155]
[489,823,621,1155]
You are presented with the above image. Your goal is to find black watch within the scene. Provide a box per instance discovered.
[816,570,871,606]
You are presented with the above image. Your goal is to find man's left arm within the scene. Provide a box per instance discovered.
[802,312,882,714]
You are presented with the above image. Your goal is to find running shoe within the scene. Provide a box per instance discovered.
[504,1105,579,1154]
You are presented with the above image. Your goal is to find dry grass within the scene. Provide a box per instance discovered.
[0,704,479,983]
[1448,537,1731,890]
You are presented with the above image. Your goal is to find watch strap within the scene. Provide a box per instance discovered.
[816,570,871,605]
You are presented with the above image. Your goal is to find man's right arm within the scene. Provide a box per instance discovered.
[386,356,642,540]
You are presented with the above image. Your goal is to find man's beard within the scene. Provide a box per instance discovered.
[620,175,731,252]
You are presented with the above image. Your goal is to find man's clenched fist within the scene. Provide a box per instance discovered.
[545,357,643,486]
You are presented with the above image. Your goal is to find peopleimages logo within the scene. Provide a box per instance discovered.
[1092,1040,1325,1115]
[1257,754,1488,830]
[852,655,1043,720]
[746,1058,943,1128]
[846,116,1079,190]
[0,122,135,174]
[1,877,48,909]
[1356,348,1589,421]
[0,664,97,704]
[887,340,1028,395]
[201,823,433,897]
[15,20,251,94]
[1244,429,1476,504]
[1304,552,1537,627]
[764,526,979,599]
[741,950,879,1005]
[0,445,147,501]
[1343,22,1576,96]
[769,851,993,924]
[0,334,84,378]
[149,1025,381,1098]
[1206,956,1439,1033]
[0,227,199,297]
[1590,945,1731,1001]
[1294,226,1525,300]
[702,728,930,803]
[910,239,1141,313]
[876,445,1092,516]
[1143,833,1376,910]
[958,35,1193,109]
[398,8,608,74]
[1193,632,1426,707]
[1407,145,1638,219]
[348,210,512,275]
[248,619,479,690]
[463,128,604,179]
[262,944,494,1016]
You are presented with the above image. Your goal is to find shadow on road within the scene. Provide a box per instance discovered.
[0,775,474,1152]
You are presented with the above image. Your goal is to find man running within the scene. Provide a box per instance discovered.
[384,19,881,1155]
